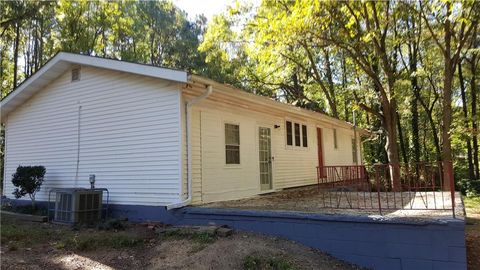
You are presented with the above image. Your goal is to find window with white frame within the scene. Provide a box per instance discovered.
[286,120,308,148]
[225,123,240,164]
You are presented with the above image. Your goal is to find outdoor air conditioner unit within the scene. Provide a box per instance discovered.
[54,188,103,224]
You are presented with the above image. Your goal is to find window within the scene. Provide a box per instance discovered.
[286,120,308,148]
[352,138,358,163]
[286,121,293,146]
[294,123,301,146]
[302,125,308,147]
[225,124,240,164]
[71,67,81,82]
[333,129,338,149]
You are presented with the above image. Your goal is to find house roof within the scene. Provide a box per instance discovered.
[1,52,367,134]
[1,52,187,121]
[187,74,364,132]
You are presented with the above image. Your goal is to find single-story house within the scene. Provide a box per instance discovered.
[1,52,365,212]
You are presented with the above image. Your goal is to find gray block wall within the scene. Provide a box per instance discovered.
[10,197,465,270]
[173,208,466,270]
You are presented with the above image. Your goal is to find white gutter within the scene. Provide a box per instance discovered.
[166,84,212,210]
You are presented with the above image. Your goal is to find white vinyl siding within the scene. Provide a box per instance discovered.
[186,92,360,204]
[4,66,182,206]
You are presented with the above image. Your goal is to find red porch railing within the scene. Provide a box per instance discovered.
[316,162,457,217]
[316,165,369,190]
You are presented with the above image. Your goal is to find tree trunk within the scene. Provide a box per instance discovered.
[13,22,21,88]
[30,194,36,209]
[471,56,479,179]
[323,49,338,118]
[426,109,442,162]
[441,12,454,191]
[410,55,421,163]
[342,52,349,122]
[383,104,401,191]
[458,60,475,179]
[442,70,454,190]
[396,112,408,164]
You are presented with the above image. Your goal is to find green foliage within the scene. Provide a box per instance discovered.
[464,196,480,214]
[243,254,294,270]
[60,233,143,251]
[162,227,217,252]
[243,255,262,270]
[1,215,54,247]
[1,0,480,181]
[1,214,142,251]
[163,228,217,244]
[97,218,128,231]
[199,0,480,177]
[11,165,46,208]
[457,179,480,197]
[1,204,47,216]
[0,0,208,98]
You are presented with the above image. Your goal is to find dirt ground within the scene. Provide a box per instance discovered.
[202,185,464,220]
[0,215,362,270]
[464,196,480,270]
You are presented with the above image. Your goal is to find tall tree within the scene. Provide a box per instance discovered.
[420,0,478,189]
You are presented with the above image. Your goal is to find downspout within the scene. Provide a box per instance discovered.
[166,85,212,210]
[353,110,358,165]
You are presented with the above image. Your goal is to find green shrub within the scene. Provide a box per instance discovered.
[243,254,294,270]
[457,179,480,197]
[97,218,127,231]
[61,233,143,251]
[11,165,46,208]
[162,227,217,253]
[244,255,262,270]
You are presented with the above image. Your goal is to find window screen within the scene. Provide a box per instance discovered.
[225,124,240,164]
[294,123,301,146]
[302,125,308,147]
[286,121,293,146]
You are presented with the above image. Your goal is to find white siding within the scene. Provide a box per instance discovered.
[185,95,360,204]
[4,66,182,206]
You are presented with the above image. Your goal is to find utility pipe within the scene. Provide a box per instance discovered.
[166,84,212,210]
[353,110,358,165]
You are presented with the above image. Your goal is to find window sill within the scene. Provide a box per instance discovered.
[224,164,242,169]
[285,146,310,151]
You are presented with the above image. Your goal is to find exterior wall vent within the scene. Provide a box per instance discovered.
[71,67,81,82]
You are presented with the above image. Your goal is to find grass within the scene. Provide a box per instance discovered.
[464,195,480,214]
[1,204,48,216]
[464,195,480,226]
[162,227,217,252]
[1,214,144,252]
[1,214,221,255]
[243,254,294,270]
[1,216,58,247]
[58,232,144,251]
